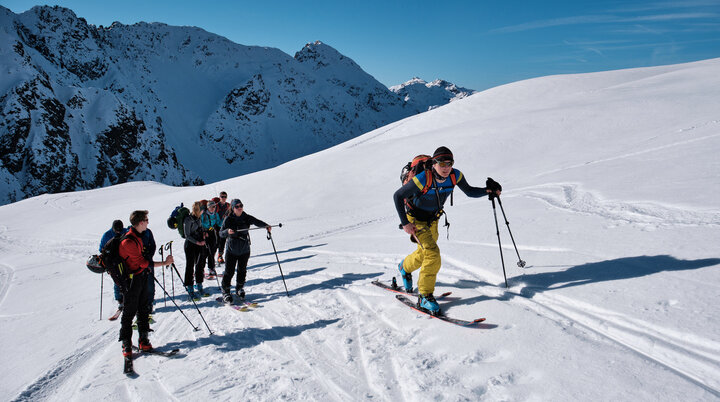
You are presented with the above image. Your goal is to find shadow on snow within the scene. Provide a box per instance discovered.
[161,318,341,353]
[441,255,720,306]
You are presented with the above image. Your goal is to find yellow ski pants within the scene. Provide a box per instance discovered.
[401,215,440,295]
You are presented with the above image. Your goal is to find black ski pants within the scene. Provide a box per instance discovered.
[204,230,217,271]
[222,252,250,294]
[119,269,151,342]
[184,240,205,286]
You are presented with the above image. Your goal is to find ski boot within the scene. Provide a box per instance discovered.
[418,293,440,315]
[222,292,233,304]
[235,287,245,300]
[217,254,225,264]
[186,286,199,301]
[122,339,133,357]
[138,332,153,352]
[398,260,413,292]
[195,283,207,297]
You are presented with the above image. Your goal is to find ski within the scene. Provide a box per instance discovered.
[108,309,122,321]
[371,279,452,299]
[216,297,250,312]
[394,294,487,327]
[242,300,259,308]
[204,273,223,280]
[132,346,180,358]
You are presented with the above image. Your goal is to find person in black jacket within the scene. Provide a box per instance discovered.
[219,199,270,303]
[183,201,207,300]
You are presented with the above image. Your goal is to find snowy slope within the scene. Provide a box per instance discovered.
[1,58,719,401]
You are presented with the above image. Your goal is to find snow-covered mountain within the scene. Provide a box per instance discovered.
[0,57,719,400]
[0,5,451,205]
[390,77,476,111]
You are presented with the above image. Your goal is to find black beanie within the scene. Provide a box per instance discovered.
[112,219,124,233]
[433,146,453,161]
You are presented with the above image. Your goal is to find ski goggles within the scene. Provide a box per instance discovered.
[434,159,454,167]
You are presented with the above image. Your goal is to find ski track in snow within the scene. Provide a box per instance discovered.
[0,263,13,308]
[3,220,715,399]
[530,129,720,180]
[304,248,720,397]
[520,183,720,227]
[11,329,117,402]
[439,254,720,397]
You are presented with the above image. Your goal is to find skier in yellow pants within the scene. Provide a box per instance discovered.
[393,146,501,314]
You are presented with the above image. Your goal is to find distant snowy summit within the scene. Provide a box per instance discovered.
[0,6,470,205]
[390,78,476,111]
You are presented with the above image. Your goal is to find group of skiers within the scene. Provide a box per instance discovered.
[100,191,272,358]
[98,145,501,361]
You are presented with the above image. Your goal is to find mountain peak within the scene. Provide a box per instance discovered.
[390,77,476,111]
[294,41,360,71]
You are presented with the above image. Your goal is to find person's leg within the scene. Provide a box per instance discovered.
[221,253,238,294]
[415,220,441,295]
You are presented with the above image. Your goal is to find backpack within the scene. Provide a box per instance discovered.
[400,154,457,239]
[98,234,133,293]
[167,203,190,238]
[400,154,457,204]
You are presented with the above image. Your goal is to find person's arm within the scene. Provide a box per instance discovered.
[247,214,270,230]
[219,216,231,238]
[455,172,489,198]
[393,180,422,226]
[99,230,112,252]
[183,218,203,245]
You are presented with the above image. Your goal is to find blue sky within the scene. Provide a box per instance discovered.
[4,0,720,91]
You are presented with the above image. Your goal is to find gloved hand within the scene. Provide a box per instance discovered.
[486,177,502,198]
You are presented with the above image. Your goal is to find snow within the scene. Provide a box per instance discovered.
[1,58,720,401]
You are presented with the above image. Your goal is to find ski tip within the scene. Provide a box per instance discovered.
[466,318,487,325]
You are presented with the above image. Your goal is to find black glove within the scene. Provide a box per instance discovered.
[486,177,502,192]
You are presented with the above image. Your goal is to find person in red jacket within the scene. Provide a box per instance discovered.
[118,210,174,358]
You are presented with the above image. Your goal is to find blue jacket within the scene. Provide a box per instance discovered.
[99,226,128,252]
[393,168,487,225]
[201,211,222,230]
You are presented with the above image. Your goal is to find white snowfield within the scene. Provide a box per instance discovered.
[1,58,719,401]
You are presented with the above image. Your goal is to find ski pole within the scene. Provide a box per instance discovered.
[165,242,174,299]
[496,197,527,268]
[490,196,509,288]
[398,224,425,250]
[153,276,199,331]
[166,241,213,334]
[100,272,104,320]
[266,225,290,297]
[233,224,284,233]
[160,246,166,307]
[168,261,213,334]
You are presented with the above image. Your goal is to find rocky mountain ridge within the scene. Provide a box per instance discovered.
[0,6,473,204]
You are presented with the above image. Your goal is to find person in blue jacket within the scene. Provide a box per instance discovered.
[392,146,501,314]
[201,201,223,276]
[100,220,126,311]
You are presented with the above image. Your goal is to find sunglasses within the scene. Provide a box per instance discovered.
[435,160,454,168]
[220,195,227,199]
[234,204,243,209]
